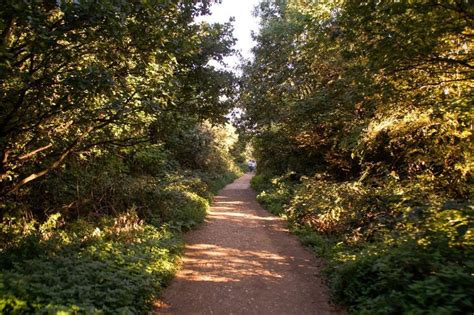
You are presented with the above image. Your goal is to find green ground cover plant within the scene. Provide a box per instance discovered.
[1,212,181,314]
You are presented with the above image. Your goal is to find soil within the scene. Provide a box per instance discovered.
[155,173,343,315]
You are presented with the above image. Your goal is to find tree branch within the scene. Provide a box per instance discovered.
[8,126,94,194]
[18,143,53,160]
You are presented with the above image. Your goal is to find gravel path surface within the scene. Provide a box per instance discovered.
[155,173,342,315]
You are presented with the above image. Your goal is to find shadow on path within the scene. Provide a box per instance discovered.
[155,173,342,315]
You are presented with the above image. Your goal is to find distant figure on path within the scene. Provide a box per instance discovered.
[247,159,256,172]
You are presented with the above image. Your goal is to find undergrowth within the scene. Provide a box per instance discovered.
[251,173,474,314]
[1,140,241,314]
[1,211,181,314]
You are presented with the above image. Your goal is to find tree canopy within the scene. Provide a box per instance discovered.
[242,0,472,189]
[1,0,237,194]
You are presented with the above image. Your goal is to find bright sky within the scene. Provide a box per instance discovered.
[198,0,261,72]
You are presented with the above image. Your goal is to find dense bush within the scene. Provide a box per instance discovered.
[0,211,182,314]
[251,174,294,215]
[153,189,208,230]
[252,174,474,314]
[330,242,474,314]
[1,122,242,313]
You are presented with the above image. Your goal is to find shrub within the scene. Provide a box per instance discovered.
[129,145,178,177]
[154,189,209,230]
[252,173,296,215]
[0,212,182,314]
[253,174,474,314]
[328,241,474,314]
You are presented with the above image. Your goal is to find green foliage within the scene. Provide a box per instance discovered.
[243,0,473,313]
[0,211,182,314]
[0,116,242,313]
[328,241,474,314]
[290,227,337,260]
[0,0,236,194]
[154,189,208,230]
[241,0,472,183]
[229,131,255,171]
[251,174,294,215]
[130,145,179,177]
[253,174,474,314]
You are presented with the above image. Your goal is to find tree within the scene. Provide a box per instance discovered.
[240,0,472,187]
[0,0,236,195]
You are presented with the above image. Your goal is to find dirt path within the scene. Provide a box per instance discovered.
[156,173,341,314]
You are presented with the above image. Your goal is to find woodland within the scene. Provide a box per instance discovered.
[0,0,473,314]
[244,1,473,314]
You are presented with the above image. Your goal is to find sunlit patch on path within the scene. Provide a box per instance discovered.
[155,173,342,315]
